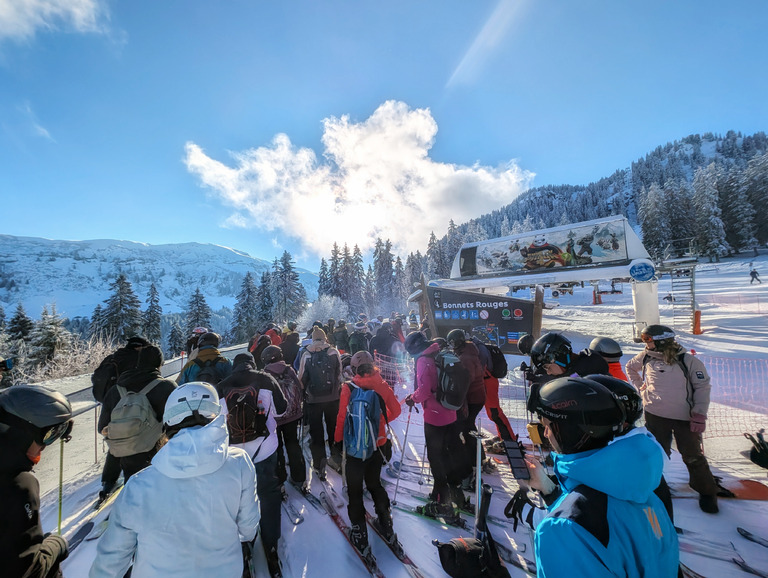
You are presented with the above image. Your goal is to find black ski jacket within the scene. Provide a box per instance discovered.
[0,429,68,578]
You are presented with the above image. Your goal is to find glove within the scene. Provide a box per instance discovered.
[44,533,69,562]
[504,488,537,532]
[690,413,707,433]
[404,395,415,408]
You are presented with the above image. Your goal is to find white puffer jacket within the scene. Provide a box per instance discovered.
[89,412,260,578]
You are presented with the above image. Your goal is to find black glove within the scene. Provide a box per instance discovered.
[404,395,415,408]
[504,488,537,532]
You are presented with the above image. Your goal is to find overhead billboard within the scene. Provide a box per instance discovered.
[426,285,535,354]
[455,217,643,279]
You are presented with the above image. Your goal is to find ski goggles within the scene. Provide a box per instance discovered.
[40,420,74,446]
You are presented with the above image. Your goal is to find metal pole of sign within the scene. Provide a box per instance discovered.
[94,405,99,463]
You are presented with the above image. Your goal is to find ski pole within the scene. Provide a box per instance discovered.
[418,443,429,486]
[392,403,416,506]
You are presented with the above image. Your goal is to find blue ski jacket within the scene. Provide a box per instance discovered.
[534,429,679,578]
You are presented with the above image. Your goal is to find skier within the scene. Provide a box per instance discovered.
[217,353,287,576]
[333,351,402,562]
[625,325,720,514]
[446,328,485,496]
[588,336,628,380]
[750,268,761,284]
[261,345,306,493]
[90,381,260,578]
[0,384,73,578]
[403,331,463,517]
[177,332,232,385]
[298,327,344,478]
[525,376,678,577]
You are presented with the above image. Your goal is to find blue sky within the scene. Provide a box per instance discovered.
[1,0,766,271]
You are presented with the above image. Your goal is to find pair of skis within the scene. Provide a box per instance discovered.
[676,525,768,578]
[66,484,124,553]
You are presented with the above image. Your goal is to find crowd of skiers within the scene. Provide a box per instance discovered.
[0,313,719,578]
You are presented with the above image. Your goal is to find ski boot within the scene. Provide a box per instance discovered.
[348,524,377,570]
[94,481,117,509]
[482,457,498,474]
[372,514,405,558]
[327,454,343,474]
[263,544,282,578]
[450,485,474,513]
[417,500,457,519]
[280,484,288,502]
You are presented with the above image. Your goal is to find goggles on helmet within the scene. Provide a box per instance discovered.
[40,420,73,445]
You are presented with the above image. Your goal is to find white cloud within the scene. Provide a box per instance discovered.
[447,0,530,88]
[185,100,534,258]
[0,0,107,42]
[19,101,54,142]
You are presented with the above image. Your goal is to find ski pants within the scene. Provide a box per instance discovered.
[276,418,306,485]
[120,449,156,481]
[645,412,719,496]
[424,421,464,503]
[306,400,342,469]
[344,440,392,530]
[254,451,281,549]
[101,451,122,486]
[483,375,516,441]
[458,403,486,478]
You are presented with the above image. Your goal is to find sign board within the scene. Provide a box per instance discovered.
[426,285,535,354]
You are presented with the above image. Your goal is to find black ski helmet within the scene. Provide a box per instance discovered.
[446,329,466,348]
[640,325,676,348]
[586,374,643,428]
[530,333,573,370]
[261,345,283,365]
[404,331,429,356]
[588,337,623,360]
[517,333,534,355]
[531,376,625,454]
[198,332,221,348]
[0,384,73,446]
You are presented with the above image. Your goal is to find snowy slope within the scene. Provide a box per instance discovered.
[33,255,768,577]
[0,235,318,319]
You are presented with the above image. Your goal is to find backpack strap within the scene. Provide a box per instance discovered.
[116,385,128,399]
[138,378,163,396]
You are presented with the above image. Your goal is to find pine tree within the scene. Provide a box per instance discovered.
[392,256,407,312]
[102,274,143,343]
[693,163,730,262]
[662,180,696,247]
[255,271,274,330]
[185,288,213,334]
[426,232,447,279]
[347,245,367,316]
[167,322,185,357]
[328,243,342,298]
[363,264,377,317]
[445,220,464,265]
[89,304,106,339]
[317,259,331,297]
[0,303,5,330]
[28,304,71,366]
[373,238,394,314]
[718,168,757,253]
[143,283,163,345]
[271,251,307,324]
[230,272,260,344]
[744,151,768,244]
[7,302,34,344]
[638,183,669,259]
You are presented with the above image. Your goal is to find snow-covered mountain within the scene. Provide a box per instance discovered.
[0,235,318,320]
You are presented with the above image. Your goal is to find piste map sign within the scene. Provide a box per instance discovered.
[426,286,534,354]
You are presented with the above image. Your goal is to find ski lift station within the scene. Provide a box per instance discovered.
[427,216,660,340]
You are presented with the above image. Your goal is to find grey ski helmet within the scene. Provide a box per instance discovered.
[261,345,283,365]
[350,351,374,374]
[586,374,643,428]
[589,337,623,360]
[531,376,625,454]
[0,384,73,445]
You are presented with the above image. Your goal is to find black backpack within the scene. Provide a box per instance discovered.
[270,366,302,426]
[303,348,340,396]
[434,350,471,411]
[194,357,226,385]
[479,342,508,379]
[225,384,269,444]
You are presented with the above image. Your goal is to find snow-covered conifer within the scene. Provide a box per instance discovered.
[143,283,163,345]
[185,288,212,334]
[102,274,142,343]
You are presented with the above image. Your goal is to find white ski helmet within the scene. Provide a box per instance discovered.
[163,381,221,427]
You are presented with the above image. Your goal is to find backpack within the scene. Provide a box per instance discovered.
[225,384,269,444]
[271,366,302,426]
[105,379,163,458]
[303,348,339,396]
[434,350,471,411]
[343,383,384,460]
[194,357,226,385]
[348,332,368,354]
[476,341,508,379]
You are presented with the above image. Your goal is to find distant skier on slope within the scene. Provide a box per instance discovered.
[750,268,761,284]
[90,382,260,578]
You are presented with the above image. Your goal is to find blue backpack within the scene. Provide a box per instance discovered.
[343,383,385,460]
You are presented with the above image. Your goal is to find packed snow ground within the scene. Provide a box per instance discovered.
[35,253,768,577]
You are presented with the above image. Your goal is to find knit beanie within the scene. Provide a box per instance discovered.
[312,327,327,341]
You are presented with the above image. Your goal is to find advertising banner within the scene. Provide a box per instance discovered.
[469,219,628,277]
[426,286,534,354]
